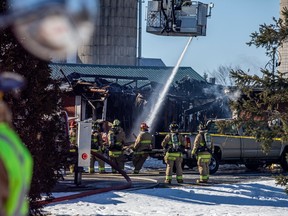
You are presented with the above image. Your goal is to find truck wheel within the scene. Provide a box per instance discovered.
[245,163,260,170]
[280,149,288,172]
[209,154,219,174]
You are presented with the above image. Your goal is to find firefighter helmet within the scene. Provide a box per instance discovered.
[140,122,149,131]
[206,120,212,129]
[93,122,101,131]
[112,119,121,128]
[169,122,179,132]
[198,123,208,132]
[69,120,77,128]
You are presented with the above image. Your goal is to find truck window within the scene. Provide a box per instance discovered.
[208,122,219,134]
[224,124,238,135]
[209,121,238,135]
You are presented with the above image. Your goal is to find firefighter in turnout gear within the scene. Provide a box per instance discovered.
[0,72,33,216]
[69,120,77,147]
[89,122,106,174]
[192,122,214,183]
[132,122,153,174]
[68,120,77,173]
[107,119,126,173]
[161,122,185,184]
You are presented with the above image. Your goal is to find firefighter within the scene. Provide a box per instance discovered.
[107,119,126,173]
[132,122,153,174]
[69,120,77,147]
[68,120,77,173]
[161,122,185,184]
[192,122,214,183]
[0,72,33,216]
[89,122,106,174]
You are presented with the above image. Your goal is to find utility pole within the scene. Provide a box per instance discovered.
[137,0,143,66]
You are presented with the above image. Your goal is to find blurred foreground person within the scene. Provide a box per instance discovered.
[132,122,153,174]
[0,72,33,216]
[161,122,185,184]
[192,122,214,183]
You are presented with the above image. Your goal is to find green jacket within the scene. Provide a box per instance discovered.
[0,123,33,216]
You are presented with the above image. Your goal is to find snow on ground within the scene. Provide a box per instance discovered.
[44,158,288,216]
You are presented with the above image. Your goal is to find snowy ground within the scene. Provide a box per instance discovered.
[44,158,288,216]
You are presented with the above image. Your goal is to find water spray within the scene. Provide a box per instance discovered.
[146,37,193,132]
[128,37,193,139]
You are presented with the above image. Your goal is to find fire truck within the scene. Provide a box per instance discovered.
[146,0,214,36]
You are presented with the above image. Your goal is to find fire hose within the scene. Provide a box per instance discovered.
[36,152,132,206]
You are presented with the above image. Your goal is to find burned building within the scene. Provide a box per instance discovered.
[50,62,231,135]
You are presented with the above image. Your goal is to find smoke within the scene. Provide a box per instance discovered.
[201,85,242,119]
[203,85,224,100]
[203,84,241,102]
[225,89,241,102]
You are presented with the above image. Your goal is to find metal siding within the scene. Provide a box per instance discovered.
[279,0,288,75]
[78,0,137,66]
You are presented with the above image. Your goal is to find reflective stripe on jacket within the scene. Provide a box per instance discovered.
[165,152,182,161]
[0,123,33,216]
[140,140,152,145]
[69,128,77,145]
[70,136,76,143]
[91,132,103,151]
[107,129,125,156]
[197,152,212,162]
[134,131,153,155]
[91,136,98,143]
[108,151,122,157]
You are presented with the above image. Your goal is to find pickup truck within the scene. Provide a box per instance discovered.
[153,119,288,174]
[207,119,288,172]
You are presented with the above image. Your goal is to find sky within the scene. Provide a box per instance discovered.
[43,158,288,216]
[141,0,280,77]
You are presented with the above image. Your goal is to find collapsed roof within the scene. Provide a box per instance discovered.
[49,63,231,132]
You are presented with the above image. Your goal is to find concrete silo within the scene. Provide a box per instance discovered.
[279,0,288,74]
[78,0,138,66]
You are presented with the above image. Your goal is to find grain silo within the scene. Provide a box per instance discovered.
[279,0,288,74]
[77,0,138,66]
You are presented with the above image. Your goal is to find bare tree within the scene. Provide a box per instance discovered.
[208,65,240,86]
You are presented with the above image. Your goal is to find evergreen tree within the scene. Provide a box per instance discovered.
[0,0,70,213]
[229,9,288,194]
